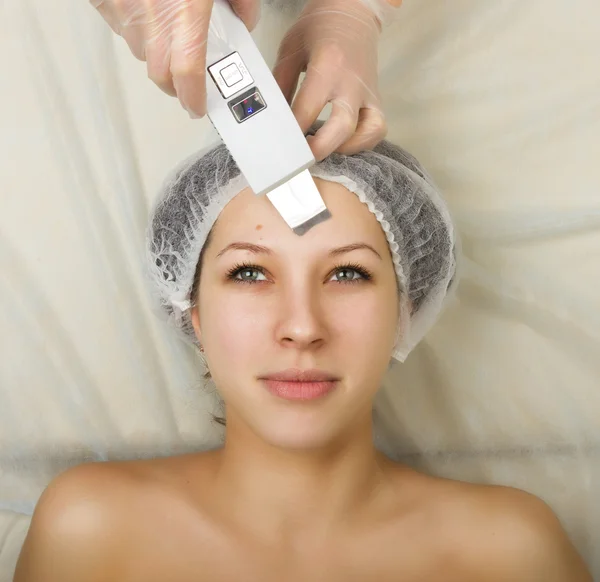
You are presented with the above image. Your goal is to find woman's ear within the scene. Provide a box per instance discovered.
[190,307,202,345]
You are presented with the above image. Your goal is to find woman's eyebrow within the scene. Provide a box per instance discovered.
[329,243,382,260]
[216,242,272,258]
[216,241,382,260]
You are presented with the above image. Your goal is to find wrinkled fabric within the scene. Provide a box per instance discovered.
[1,0,599,579]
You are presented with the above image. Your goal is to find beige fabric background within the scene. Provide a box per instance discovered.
[1,0,599,578]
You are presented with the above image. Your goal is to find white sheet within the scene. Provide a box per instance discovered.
[1,0,599,579]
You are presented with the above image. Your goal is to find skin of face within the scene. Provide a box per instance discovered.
[191,178,399,451]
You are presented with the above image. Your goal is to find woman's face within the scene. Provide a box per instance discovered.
[192,178,399,449]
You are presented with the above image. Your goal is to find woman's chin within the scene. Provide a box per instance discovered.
[251,413,343,451]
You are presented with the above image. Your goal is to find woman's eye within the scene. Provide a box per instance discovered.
[232,267,267,282]
[227,264,370,285]
[331,268,365,283]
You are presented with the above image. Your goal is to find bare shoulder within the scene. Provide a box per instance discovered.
[13,461,136,581]
[13,453,216,582]
[435,481,593,581]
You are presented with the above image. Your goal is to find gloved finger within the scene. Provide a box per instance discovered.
[146,45,177,96]
[111,0,148,28]
[272,52,304,104]
[335,106,387,155]
[290,63,332,133]
[145,1,177,96]
[170,1,210,117]
[121,24,147,61]
[307,99,359,161]
[111,0,148,60]
[272,25,304,103]
[229,0,261,31]
[92,2,121,34]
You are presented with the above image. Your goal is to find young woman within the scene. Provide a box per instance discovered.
[13,136,592,581]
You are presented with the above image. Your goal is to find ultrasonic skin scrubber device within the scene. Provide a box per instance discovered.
[205,0,331,235]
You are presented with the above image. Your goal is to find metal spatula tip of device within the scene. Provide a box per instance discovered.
[292,209,332,236]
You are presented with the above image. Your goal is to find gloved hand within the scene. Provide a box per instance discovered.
[90,0,261,117]
[273,0,402,161]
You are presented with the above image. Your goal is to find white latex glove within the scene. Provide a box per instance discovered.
[90,0,261,117]
[273,0,402,161]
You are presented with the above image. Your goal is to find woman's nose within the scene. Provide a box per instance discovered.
[274,284,329,351]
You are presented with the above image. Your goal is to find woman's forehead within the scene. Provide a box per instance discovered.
[211,180,388,250]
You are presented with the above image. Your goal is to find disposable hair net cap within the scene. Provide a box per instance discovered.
[146,124,459,362]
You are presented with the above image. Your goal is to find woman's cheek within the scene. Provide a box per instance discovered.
[212,295,267,354]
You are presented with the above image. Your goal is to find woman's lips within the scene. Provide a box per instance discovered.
[262,379,338,401]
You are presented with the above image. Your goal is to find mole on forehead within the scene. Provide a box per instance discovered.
[255,224,263,231]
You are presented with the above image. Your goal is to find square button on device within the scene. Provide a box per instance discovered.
[220,63,243,87]
[208,52,254,99]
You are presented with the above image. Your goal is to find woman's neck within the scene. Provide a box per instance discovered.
[207,411,397,547]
